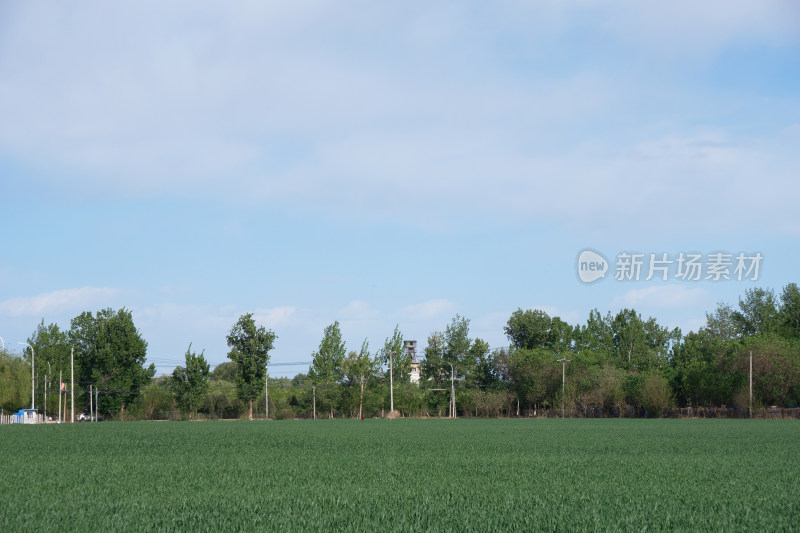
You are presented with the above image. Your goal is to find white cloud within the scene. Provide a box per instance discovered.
[337,300,379,321]
[399,299,456,320]
[0,2,796,235]
[471,311,511,331]
[611,285,710,309]
[136,302,295,333]
[0,287,123,317]
[597,0,798,55]
[253,306,296,329]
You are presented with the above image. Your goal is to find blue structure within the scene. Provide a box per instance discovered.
[11,409,38,424]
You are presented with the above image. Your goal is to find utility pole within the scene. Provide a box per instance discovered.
[359,375,365,420]
[557,357,570,418]
[70,348,74,423]
[45,362,51,419]
[389,350,394,415]
[447,362,455,418]
[44,366,48,419]
[19,342,34,410]
[749,351,753,418]
[312,386,316,420]
[58,370,62,424]
[265,365,269,421]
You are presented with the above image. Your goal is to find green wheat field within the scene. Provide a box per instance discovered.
[1,419,798,531]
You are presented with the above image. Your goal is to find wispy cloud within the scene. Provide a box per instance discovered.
[611,285,711,309]
[0,287,123,317]
[253,306,296,329]
[399,299,456,321]
[337,300,379,322]
[0,3,796,234]
[594,0,797,55]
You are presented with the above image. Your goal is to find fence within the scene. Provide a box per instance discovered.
[663,406,800,419]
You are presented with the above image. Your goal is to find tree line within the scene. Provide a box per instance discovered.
[1,284,798,419]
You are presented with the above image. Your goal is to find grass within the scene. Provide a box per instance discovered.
[1,419,798,531]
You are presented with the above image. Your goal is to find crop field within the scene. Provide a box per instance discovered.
[1,419,798,531]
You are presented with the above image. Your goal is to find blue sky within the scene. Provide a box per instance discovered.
[1,1,798,377]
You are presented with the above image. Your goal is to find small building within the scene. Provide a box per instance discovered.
[405,340,421,385]
[12,409,38,424]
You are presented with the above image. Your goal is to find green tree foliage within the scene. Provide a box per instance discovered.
[422,315,474,386]
[226,313,277,420]
[505,308,572,351]
[504,309,576,412]
[670,329,739,407]
[309,321,346,384]
[420,316,497,415]
[610,309,677,371]
[0,350,30,412]
[170,344,211,419]
[508,348,561,410]
[669,284,800,410]
[129,376,174,420]
[421,331,447,386]
[28,320,70,369]
[211,361,238,382]
[779,283,800,339]
[342,341,377,386]
[574,366,625,414]
[309,321,346,417]
[392,382,426,416]
[7,282,796,420]
[469,339,498,390]
[576,309,614,355]
[291,373,310,386]
[639,373,675,417]
[733,287,780,337]
[740,334,800,407]
[342,340,379,418]
[705,303,739,341]
[204,380,245,420]
[27,320,71,413]
[379,325,408,384]
[503,306,684,414]
[445,315,472,376]
[574,309,677,371]
[69,308,155,417]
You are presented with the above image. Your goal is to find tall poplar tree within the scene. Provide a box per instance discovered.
[309,321,346,418]
[226,313,276,420]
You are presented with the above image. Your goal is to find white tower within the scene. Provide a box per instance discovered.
[405,340,420,385]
